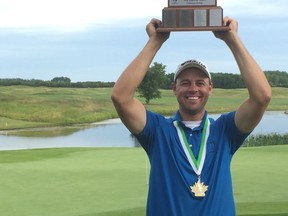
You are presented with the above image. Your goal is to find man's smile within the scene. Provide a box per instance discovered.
[186,96,200,100]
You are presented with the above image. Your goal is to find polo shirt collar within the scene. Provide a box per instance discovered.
[172,110,208,131]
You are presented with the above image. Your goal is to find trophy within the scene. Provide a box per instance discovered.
[157,0,229,32]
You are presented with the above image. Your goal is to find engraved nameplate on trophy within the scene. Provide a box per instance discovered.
[168,0,216,7]
[158,0,229,32]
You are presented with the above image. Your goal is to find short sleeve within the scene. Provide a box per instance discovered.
[222,111,251,154]
[134,110,160,155]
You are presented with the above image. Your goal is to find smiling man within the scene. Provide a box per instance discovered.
[172,60,212,121]
[111,17,271,216]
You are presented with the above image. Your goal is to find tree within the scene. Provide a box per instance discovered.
[162,72,174,89]
[138,62,168,104]
[264,71,288,87]
[51,77,71,83]
[210,73,245,88]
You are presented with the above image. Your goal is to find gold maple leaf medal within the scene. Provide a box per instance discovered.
[190,177,208,198]
[174,117,210,198]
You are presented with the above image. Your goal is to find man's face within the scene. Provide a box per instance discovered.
[173,68,212,120]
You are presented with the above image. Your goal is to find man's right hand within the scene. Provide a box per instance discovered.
[146,18,170,45]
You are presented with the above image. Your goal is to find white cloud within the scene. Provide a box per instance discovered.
[0,0,164,30]
[0,0,287,32]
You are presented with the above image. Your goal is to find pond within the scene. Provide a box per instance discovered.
[0,111,287,150]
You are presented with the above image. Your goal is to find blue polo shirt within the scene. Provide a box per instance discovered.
[135,110,250,216]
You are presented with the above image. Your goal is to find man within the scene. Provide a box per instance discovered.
[111,17,271,215]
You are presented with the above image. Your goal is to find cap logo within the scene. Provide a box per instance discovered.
[180,59,207,70]
[174,59,211,82]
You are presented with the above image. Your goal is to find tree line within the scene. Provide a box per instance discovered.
[162,70,288,89]
[0,66,287,90]
[0,77,115,88]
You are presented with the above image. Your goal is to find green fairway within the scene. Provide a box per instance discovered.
[0,148,148,216]
[0,146,287,215]
[233,146,288,215]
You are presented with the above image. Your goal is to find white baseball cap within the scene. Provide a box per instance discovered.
[174,59,211,82]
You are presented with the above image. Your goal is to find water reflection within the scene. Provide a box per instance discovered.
[0,121,137,150]
[6,127,83,137]
[0,111,287,150]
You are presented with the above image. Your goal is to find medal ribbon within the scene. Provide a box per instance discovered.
[173,116,210,176]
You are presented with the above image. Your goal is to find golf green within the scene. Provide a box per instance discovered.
[0,146,287,215]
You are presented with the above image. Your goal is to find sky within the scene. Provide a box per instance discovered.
[0,0,287,82]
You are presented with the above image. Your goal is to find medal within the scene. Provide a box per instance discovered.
[174,116,210,197]
[190,176,208,197]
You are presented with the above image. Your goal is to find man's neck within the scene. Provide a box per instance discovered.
[179,109,206,121]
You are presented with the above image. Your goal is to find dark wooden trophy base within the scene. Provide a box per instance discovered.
[157,26,230,32]
[157,6,229,32]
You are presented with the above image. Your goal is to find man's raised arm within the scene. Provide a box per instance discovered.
[214,17,272,133]
[111,19,170,134]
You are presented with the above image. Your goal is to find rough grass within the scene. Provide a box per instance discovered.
[0,86,287,130]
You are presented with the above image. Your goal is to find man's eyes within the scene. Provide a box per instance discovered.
[196,81,205,86]
[179,80,207,87]
[180,81,190,86]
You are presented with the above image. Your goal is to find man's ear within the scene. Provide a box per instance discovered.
[172,82,177,95]
[208,82,213,96]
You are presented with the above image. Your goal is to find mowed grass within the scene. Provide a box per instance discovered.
[0,148,148,216]
[0,86,287,130]
[0,146,287,216]
[233,146,288,215]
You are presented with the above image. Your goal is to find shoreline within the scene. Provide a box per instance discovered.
[0,111,287,151]
[1,110,286,135]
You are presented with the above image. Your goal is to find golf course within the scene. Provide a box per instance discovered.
[0,86,287,215]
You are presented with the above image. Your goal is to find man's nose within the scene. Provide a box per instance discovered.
[188,82,198,91]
